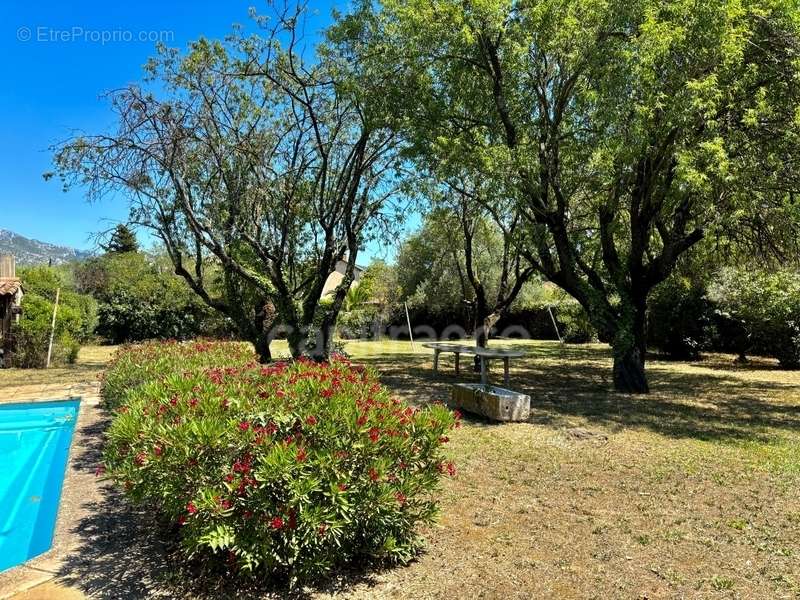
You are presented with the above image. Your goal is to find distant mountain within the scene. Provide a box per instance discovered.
[0,229,93,266]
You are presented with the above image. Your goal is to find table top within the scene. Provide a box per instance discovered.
[421,342,525,358]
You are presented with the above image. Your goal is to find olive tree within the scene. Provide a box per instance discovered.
[52,4,406,361]
[333,0,800,391]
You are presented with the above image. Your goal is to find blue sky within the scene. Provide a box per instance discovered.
[0,1,407,262]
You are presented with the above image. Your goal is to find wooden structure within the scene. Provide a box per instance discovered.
[422,342,525,386]
[0,254,23,367]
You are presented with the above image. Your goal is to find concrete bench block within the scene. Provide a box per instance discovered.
[450,383,530,422]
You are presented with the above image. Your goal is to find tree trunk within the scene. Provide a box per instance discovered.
[254,333,272,364]
[612,345,649,393]
[611,299,649,393]
[475,311,501,348]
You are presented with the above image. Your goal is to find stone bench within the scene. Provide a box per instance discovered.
[451,383,531,422]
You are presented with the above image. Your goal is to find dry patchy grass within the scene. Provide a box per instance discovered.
[0,345,116,389]
[3,339,798,599]
[317,340,800,599]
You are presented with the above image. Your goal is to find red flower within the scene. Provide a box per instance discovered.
[288,509,297,530]
[153,445,163,456]
[395,492,407,505]
[270,516,284,530]
[369,468,380,482]
[439,436,449,443]
[243,510,254,520]
[368,427,381,443]
[188,398,198,408]
[178,515,187,525]
[219,498,232,510]
[356,414,368,427]
[187,501,198,514]
[338,483,348,491]
[238,421,250,431]
[321,388,333,398]
[305,415,318,426]
[296,448,308,463]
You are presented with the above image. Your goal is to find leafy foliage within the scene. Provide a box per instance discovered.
[709,267,800,368]
[11,266,97,368]
[333,0,800,391]
[75,252,223,343]
[647,275,713,360]
[101,341,458,584]
[102,224,139,254]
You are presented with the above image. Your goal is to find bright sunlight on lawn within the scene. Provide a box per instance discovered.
[2,340,797,598]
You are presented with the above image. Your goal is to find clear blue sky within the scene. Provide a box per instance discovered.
[1,1,404,262]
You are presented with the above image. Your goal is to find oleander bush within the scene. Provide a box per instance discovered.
[101,341,458,585]
[100,340,254,409]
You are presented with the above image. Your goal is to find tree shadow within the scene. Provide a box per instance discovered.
[355,343,800,444]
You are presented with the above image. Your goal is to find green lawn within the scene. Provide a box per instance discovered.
[1,339,798,598]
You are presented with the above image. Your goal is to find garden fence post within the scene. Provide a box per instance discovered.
[46,287,60,368]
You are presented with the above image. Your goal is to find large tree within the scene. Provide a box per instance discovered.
[334,0,800,391]
[52,4,406,361]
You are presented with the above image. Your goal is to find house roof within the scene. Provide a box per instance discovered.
[0,278,21,296]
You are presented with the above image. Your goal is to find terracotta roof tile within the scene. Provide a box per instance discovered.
[0,278,21,296]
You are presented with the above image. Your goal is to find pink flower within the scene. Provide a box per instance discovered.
[238,421,250,432]
[270,516,284,529]
[153,445,163,457]
[187,501,198,514]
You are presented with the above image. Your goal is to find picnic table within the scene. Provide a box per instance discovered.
[421,342,525,386]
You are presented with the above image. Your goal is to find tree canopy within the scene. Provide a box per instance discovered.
[53,4,408,360]
[333,0,800,391]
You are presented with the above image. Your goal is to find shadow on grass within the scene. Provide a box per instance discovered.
[355,342,800,444]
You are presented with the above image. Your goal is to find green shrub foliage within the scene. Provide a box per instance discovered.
[11,266,97,368]
[709,267,800,368]
[76,252,226,343]
[647,275,712,360]
[101,341,458,584]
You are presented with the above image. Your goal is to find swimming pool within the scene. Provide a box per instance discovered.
[0,399,80,573]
